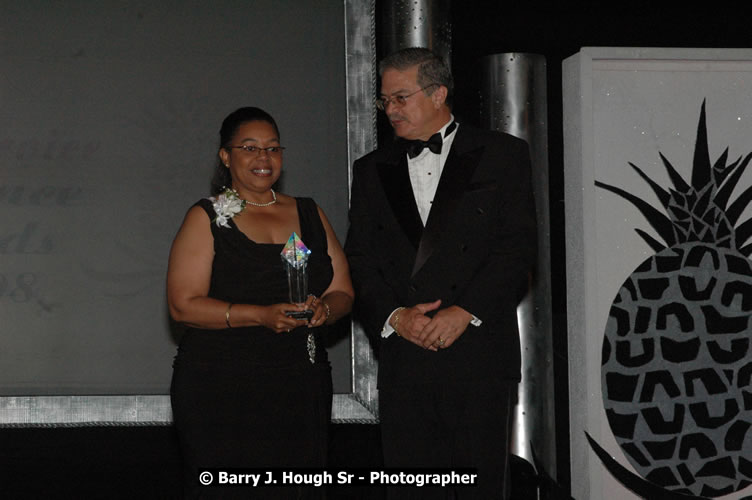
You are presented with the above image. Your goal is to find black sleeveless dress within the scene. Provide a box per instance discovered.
[170,197,333,499]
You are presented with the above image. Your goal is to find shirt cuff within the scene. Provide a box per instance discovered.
[381,308,402,338]
[470,314,482,327]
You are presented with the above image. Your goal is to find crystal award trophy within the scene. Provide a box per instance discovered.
[280,232,313,320]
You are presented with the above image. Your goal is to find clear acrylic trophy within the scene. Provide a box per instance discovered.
[280,232,316,363]
[280,232,313,320]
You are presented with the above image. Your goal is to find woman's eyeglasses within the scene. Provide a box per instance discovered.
[227,145,285,155]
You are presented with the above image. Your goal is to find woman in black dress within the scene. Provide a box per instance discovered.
[167,107,353,499]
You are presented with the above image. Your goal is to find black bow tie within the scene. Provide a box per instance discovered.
[405,133,442,159]
[403,122,456,159]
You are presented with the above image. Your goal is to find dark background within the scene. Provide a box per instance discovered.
[3,2,749,498]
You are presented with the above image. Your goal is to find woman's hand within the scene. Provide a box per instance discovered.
[259,303,309,333]
[305,295,329,327]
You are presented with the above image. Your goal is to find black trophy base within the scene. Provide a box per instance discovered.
[285,309,314,320]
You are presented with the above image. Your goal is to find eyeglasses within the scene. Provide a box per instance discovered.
[227,145,286,155]
[375,84,438,111]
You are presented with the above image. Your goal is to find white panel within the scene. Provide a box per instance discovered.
[565,47,752,500]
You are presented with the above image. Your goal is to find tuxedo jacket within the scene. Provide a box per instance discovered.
[345,124,537,387]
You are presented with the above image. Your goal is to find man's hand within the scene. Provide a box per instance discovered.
[391,300,441,349]
[418,305,473,349]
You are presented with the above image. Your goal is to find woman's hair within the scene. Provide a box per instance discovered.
[210,107,280,195]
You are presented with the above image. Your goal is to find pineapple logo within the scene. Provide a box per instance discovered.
[591,101,752,498]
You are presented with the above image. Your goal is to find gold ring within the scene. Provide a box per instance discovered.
[438,338,445,347]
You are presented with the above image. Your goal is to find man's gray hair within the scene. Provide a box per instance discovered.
[379,47,454,106]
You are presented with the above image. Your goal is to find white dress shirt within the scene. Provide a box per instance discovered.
[408,118,458,225]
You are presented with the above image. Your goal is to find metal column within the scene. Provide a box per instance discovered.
[380,0,451,61]
[478,53,556,479]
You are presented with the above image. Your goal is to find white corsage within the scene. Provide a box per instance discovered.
[209,187,246,228]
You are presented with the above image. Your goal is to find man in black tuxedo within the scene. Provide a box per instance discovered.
[345,47,537,499]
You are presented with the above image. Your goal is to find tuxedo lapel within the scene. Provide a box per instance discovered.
[377,152,423,250]
[411,129,484,277]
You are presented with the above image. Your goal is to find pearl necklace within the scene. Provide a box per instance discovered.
[245,189,277,207]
